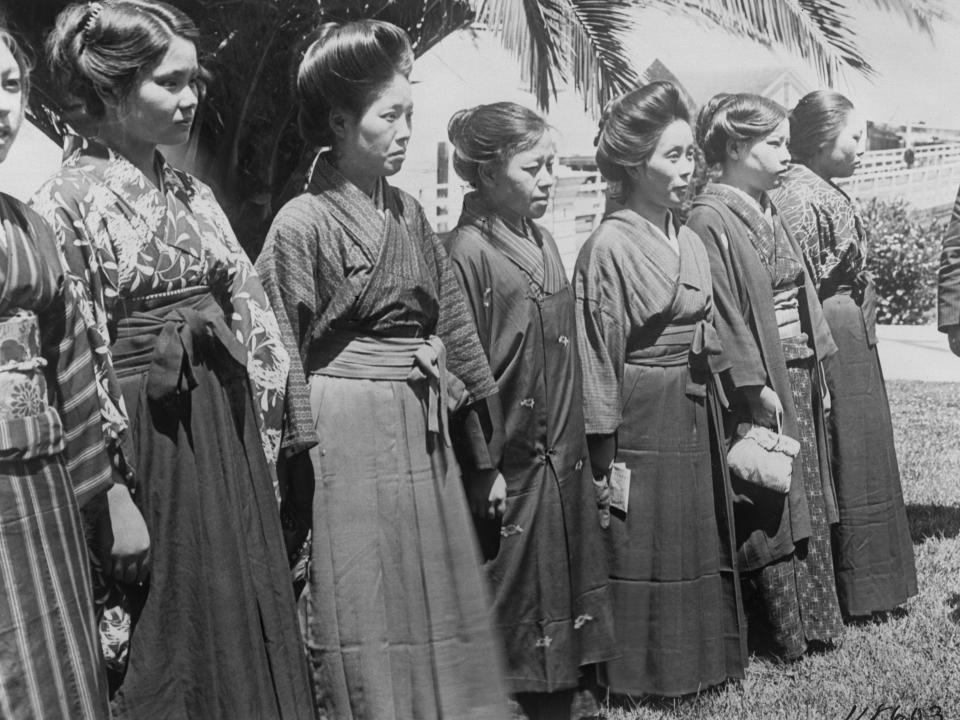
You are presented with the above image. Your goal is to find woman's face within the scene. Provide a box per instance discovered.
[629,118,694,210]
[730,118,791,194]
[815,110,865,179]
[0,43,24,164]
[334,73,413,179]
[481,132,556,221]
[111,36,199,148]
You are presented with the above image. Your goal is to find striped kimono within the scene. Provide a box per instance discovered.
[257,157,509,720]
[0,191,112,719]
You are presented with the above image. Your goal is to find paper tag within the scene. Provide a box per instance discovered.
[609,462,631,514]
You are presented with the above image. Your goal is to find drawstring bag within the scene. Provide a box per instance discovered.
[727,413,800,493]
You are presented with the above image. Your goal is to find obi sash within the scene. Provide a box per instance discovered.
[306,329,452,445]
[111,287,249,403]
[624,319,723,399]
[0,310,64,460]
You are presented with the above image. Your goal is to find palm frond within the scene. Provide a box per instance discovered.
[670,0,869,85]
[479,0,565,108]
[567,1,644,116]
[859,0,952,37]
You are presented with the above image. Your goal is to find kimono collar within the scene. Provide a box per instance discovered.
[306,155,394,264]
[700,182,780,264]
[62,135,203,259]
[64,135,192,200]
[458,191,565,295]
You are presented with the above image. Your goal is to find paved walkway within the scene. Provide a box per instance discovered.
[877,324,960,382]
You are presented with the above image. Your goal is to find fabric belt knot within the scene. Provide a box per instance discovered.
[146,306,248,403]
[406,336,451,446]
[686,319,723,399]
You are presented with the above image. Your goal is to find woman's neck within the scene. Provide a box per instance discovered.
[96,123,158,186]
[804,157,832,182]
[623,188,669,232]
[333,154,379,197]
[716,167,763,204]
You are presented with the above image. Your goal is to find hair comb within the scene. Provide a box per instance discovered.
[81,2,103,44]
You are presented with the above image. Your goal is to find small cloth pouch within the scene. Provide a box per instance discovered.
[727,415,801,493]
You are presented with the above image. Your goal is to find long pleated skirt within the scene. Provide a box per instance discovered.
[108,297,315,720]
[303,373,509,720]
[749,357,844,659]
[0,457,109,720]
[821,291,917,616]
[601,362,746,697]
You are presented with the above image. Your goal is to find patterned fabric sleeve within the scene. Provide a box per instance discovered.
[25,207,115,506]
[254,196,321,455]
[190,180,292,465]
[574,239,628,436]
[816,189,864,289]
[938,183,960,330]
[415,201,498,403]
[31,179,133,486]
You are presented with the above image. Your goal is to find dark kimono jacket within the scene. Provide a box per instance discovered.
[688,185,839,571]
[574,209,746,696]
[445,192,615,694]
[938,182,960,331]
[773,164,916,615]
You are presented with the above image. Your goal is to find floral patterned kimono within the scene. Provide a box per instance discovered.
[0,191,112,720]
[773,164,916,616]
[31,139,313,720]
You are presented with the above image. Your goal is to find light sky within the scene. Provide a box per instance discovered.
[626,5,960,128]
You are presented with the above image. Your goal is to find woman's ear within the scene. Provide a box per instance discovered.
[95,83,121,113]
[328,108,350,142]
[726,138,742,161]
[477,161,497,191]
[624,164,645,181]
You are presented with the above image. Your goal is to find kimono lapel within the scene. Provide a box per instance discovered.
[308,156,387,265]
[605,208,681,280]
[458,192,565,295]
[701,183,779,276]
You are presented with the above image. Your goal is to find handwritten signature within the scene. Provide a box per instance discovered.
[842,705,945,720]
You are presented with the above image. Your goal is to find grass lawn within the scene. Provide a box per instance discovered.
[598,380,960,720]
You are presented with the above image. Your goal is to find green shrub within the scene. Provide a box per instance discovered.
[862,197,948,325]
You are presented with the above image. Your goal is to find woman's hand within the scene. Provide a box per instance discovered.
[745,385,783,429]
[949,326,960,358]
[96,484,151,586]
[468,469,507,520]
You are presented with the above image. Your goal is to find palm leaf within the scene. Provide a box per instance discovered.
[479,0,565,108]
[567,1,644,115]
[860,0,952,36]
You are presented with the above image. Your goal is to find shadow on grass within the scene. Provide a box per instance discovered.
[947,593,960,624]
[906,503,960,543]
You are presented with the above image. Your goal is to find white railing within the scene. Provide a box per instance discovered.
[421,147,960,275]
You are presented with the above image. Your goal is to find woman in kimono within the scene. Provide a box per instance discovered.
[771,91,916,618]
[443,102,615,719]
[254,20,509,720]
[0,28,120,720]
[33,3,314,718]
[687,93,844,660]
[574,81,746,697]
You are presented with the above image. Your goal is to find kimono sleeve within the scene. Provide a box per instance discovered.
[445,233,505,472]
[44,267,114,505]
[574,239,628,436]
[686,207,767,392]
[939,183,960,330]
[254,196,323,456]
[31,177,133,487]
[813,192,863,292]
[194,181,297,465]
